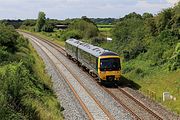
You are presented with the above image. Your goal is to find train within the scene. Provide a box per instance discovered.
[65,39,121,82]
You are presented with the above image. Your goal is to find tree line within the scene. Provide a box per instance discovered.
[107,2,180,71]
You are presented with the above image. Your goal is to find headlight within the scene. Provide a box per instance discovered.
[100,71,106,74]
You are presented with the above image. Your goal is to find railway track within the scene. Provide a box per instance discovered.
[20,32,116,120]
[20,31,165,120]
[102,86,164,120]
[118,87,163,120]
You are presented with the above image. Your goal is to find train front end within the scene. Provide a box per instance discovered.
[98,52,121,82]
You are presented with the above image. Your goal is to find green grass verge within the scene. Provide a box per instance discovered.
[123,58,180,114]
[28,42,64,119]
[29,43,52,88]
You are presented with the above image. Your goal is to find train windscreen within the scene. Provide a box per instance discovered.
[100,58,121,71]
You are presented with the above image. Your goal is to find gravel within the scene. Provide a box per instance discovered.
[28,38,88,120]
[25,32,180,120]
[36,38,134,120]
[37,37,180,120]
[123,87,180,120]
[108,88,158,120]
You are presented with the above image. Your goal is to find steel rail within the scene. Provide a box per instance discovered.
[27,35,94,120]
[21,32,115,120]
[117,87,163,120]
[20,31,164,120]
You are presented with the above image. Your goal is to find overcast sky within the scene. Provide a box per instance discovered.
[0,0,179,20]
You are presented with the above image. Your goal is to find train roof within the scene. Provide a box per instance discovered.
[66,39,118,57]
[100,51,118,56]
[66,38,83,47]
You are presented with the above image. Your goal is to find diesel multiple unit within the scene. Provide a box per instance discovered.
[65,39,121,82]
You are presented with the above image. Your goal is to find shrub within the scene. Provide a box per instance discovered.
[0,47,10,63]
[91,37,106,45]
[69,19,99,39]
[61,30,82,41]
[42,23,54,32]
[0,23,63,119]
[169,43,180,70]
[0,24,19,52]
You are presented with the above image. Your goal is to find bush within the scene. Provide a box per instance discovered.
[91,37,106,45]
[0,63,32,119]
[61,30,82,41]
[0,47,11,63]
[169,43,180,71]
[0,23,63,119]
[111,18,147,60]
[69,19,99,39]
[42,23,54,32]
[0,24,19,52]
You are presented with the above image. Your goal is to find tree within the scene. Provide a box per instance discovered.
[144,18,157,36]
[35,12,46,32]
[81,16,97,27]
[142,13,153,19]
[121,12,142,20]
[22,19,36,26]
[69,19,99,39]
[156,8,173,32]
[42,22,54,32]
[169,43,180,70]
[0,23,19,52]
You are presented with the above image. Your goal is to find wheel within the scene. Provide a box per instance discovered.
[99,78,105,85]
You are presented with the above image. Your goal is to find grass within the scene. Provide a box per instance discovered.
[28,41,64,119]
[97,24,113,28]
[29,43,52,88]
[97,24,112,32]
[97,24,113,37]
[98,27,112,32]
[21,29,180,115]
[123,58,180,114]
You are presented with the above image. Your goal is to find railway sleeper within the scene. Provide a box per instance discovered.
[72,58,78,62]
[77,61,82,67]
[89,70,95,76]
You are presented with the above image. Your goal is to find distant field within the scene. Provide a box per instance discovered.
[98,27,112,32]
[97,24,114,28]
[97,24,113,37]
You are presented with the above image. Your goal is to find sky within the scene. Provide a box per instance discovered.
[0,0,179,20]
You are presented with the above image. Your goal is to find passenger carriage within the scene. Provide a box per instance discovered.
[65,39,121,82]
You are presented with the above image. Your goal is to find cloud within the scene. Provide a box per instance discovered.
[131,1,171,15]
[166,0,179,4]
[0,0,177,19]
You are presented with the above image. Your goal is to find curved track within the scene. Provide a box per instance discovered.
[20,31,115,120]
[20,31,165,120]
